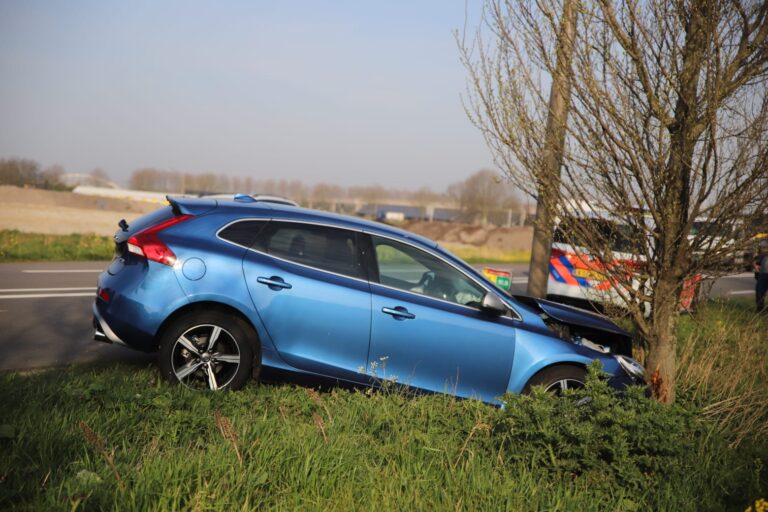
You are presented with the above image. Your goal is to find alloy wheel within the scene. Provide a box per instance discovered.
[543,378,585,394]
[170,324,241,390]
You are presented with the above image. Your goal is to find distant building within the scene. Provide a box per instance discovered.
[60,173,120,189]
[432,207,462,223]
[357,204,425,221]
[356,203,464,223]
[72,186,171,204]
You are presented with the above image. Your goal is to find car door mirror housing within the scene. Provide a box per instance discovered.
[481,292,507,315]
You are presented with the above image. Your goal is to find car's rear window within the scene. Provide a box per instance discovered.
[255,222,364,279]
[218,220,269,248]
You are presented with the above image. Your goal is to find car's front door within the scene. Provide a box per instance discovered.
[242,221,371,380]
[365,234,516,403]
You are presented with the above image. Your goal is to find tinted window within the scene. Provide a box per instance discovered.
[257,222,364,279]
[691,221,732,238]
[554,217,636,253]
[372,236,485,307]
[219,220,269,248]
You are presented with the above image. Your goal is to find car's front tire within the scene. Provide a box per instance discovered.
[522,365,586,395]
[158,311,259,391]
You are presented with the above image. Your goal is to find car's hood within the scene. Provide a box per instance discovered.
[525,297,629,335]
[513,295,633,355]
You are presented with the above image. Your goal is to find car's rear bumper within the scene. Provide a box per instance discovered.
[93,302,128,346]
[93,297,158,351]
[94,259,190,352]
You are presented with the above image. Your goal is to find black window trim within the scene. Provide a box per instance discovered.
[215,217,521,321]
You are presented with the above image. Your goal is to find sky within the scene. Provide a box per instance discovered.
[0,0,495,190]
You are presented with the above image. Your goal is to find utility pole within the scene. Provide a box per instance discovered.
[526,0,578,297]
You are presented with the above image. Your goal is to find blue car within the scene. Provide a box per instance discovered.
[93,195,645,404]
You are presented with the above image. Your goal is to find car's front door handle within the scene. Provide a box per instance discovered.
[382,306,415,320]
[257,276,292,290]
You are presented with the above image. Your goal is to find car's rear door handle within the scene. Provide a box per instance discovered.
[382,306,415,320]
[257,276,292,290]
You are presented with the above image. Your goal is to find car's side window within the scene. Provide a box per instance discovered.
[257,222,364,279]
[371,236,486,307]
[218,220,269,248]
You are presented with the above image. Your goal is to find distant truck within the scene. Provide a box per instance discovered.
[378,211,406,222]
[688,217,743,271]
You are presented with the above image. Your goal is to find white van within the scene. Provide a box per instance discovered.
[547,216,640,310]
[547,215,700,313]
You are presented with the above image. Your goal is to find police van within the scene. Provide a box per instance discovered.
[547,215,639,311]
[547,213,700,314]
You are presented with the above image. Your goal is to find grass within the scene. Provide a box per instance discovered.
[676,299,768,446]
[0,230,113,262]
[441,243,531,264]
[1,301,767,511]
[0,365,765,511]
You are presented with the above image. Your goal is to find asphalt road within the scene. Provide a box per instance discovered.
[0,261,757,372]
[0,261,153,372]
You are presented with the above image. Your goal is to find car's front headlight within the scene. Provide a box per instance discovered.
[615,354,645,381]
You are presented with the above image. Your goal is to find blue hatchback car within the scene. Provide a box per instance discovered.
[93,195,645,404]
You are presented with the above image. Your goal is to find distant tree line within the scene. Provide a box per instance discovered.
[0,156,525,226]
[447,169,520,225]
[128,167,524,224]
[0,158,113,190]
[0,158,68,190]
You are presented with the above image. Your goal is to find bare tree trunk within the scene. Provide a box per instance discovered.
[527,194,558,297]
[645,278,680,403]
[526,0,578,297]
[645,4,709,403]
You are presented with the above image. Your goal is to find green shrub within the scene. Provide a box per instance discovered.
[495,363,766,510]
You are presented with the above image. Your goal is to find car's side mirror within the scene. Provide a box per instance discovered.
[480,292,507,315]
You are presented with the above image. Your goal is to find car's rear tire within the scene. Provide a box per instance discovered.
[158,310,259,391]
[522,365,586,395]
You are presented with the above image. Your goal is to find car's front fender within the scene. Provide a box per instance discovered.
[505,328,622,394]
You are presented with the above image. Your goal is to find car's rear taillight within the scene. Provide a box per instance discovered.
[127,215,192,266]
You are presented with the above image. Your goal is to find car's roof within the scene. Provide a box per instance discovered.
[251,195,299,206]
[212,198,439,249]
[200,193,299,207]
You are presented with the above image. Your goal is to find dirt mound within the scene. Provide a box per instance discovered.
[402,221,533,251]
[0,186,157,236]
[0,186,156,214]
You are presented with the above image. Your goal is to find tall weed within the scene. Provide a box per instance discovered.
[677,300,768,445]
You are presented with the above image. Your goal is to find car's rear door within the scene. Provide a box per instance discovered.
[364,234,516,403]
[241,220,371,380]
